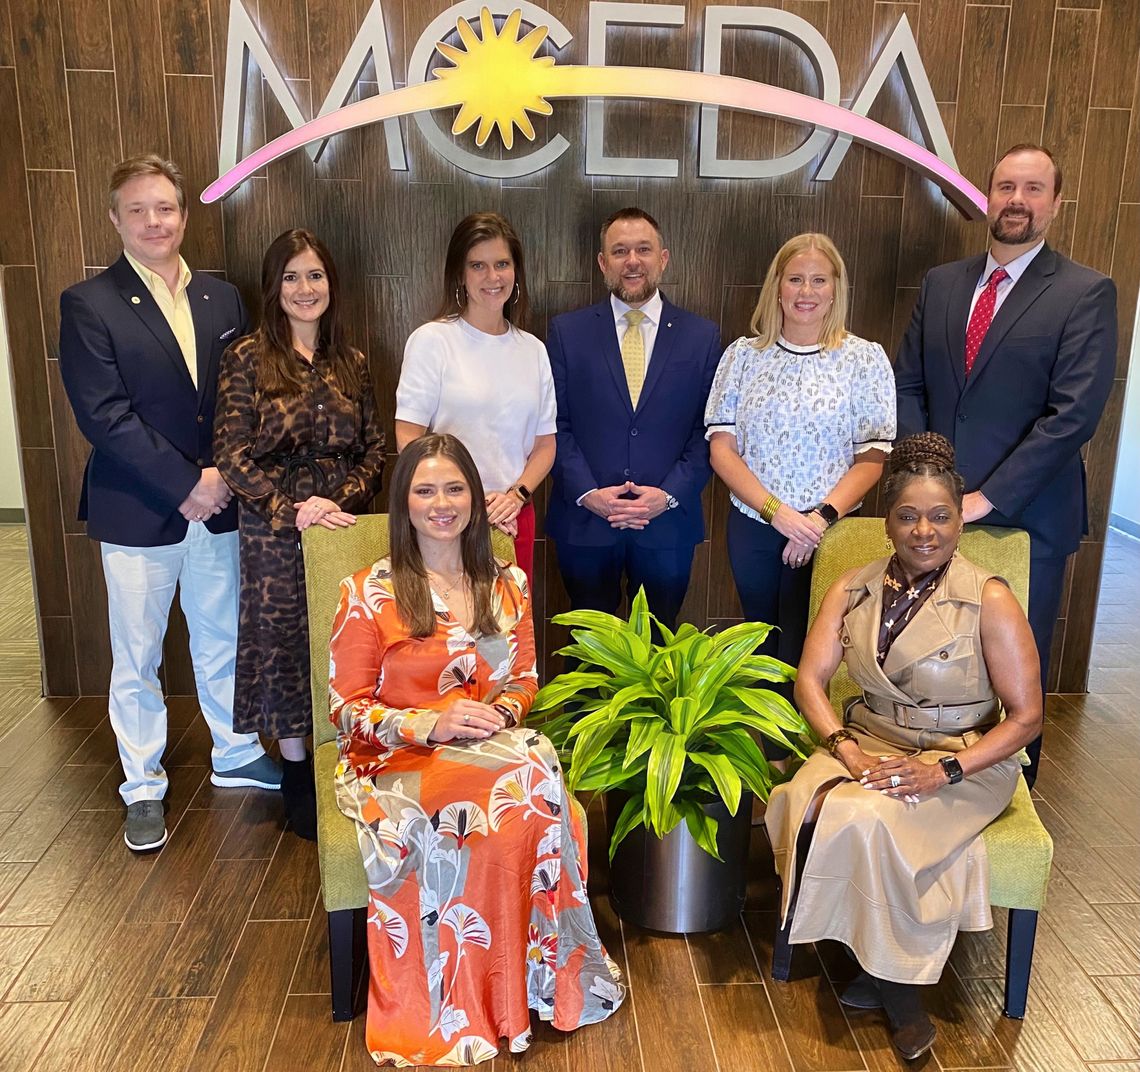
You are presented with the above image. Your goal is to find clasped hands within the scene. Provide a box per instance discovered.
[179,467,232,522]
[772,504,825,569]
[839,744,948,803]
[428,698,508,743]
[583,482,669,529]
[485,490,522,537]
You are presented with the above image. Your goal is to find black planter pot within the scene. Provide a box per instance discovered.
[605,792,753,934]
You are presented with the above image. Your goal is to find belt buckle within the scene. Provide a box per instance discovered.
[892,702,909,728]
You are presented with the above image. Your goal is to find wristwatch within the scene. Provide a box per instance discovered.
[511,484,532,503]
[814,502,840,527]
[664,492,679,510]
[938,756,964,785]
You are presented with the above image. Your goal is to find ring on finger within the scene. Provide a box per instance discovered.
[463,713,470,724]
[889,774,902,788]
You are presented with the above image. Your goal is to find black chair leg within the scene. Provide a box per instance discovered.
[1003,907,1039,1019]
[329,907,365,1021]
[772,878,795,981]
[771,820,815,982]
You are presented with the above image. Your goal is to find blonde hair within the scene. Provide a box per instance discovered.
[749,233,850,352]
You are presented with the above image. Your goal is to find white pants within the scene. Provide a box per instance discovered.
[101,524,264,804]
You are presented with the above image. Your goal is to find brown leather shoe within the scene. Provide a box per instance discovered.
[891,1016,936,1061]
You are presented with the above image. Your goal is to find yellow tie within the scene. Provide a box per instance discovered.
[621,309,647,406]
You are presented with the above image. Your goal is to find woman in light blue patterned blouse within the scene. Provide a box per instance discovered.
[705,233,896,755]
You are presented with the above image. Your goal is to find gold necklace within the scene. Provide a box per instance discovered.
[427,568,466,600]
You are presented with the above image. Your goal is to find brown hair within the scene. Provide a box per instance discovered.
[987,143,1063,198]
[108,154,187,214]
[749,232,850,352]
[388,434,508,639]
[252,229,362,397]
[883,432,965,512]
[435,212,531,330]
[599,207,665,251]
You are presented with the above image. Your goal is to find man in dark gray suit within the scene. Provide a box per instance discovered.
[895,143,1117,786]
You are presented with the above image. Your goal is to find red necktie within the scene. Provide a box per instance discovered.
[964,267,1009,376]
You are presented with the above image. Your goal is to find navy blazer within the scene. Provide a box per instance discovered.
[546,295,722,548]
[59,255,250,547]
[895,244,1116,558]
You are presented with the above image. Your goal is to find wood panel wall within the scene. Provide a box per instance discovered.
[3,0,1138,695]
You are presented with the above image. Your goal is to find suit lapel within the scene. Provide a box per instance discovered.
[944,255,984,395]
[594,300,635,417]
[635,296,677,412]
[965,245,1056,390]
[188,275,216,403]
[111,255,194,390]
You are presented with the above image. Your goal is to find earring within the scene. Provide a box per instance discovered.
[513,282,520,301]
[455,285,465,307]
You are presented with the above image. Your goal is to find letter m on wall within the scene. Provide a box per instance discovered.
[219,0,406,175]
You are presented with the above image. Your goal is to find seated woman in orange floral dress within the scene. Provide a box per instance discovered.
[329,433,625,1067]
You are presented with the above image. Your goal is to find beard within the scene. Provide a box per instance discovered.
[607,274,657,305]
[989,208,1044,245]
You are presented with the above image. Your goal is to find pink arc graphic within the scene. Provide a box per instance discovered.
[203,62,986,219]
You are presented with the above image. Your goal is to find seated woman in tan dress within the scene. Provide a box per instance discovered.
[329,434,624,1067]
[765,433,1042,1061]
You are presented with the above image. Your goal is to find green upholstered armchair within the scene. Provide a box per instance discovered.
[302,516,516,1021]
[770,518,1053,1019]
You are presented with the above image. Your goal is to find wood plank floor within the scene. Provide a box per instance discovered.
[0,522,1138,1071]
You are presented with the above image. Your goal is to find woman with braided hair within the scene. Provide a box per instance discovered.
[765,432,1042,1060]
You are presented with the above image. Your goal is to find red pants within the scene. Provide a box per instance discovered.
[512,501,535,593]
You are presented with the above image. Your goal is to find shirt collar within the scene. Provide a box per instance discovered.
[980,240,1044,289]
[124,252,192,298]
[611,289,663,328]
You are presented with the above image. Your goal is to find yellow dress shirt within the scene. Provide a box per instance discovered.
[124,252,198,388]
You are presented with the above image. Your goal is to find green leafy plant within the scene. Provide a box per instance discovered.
[530,588,812,861]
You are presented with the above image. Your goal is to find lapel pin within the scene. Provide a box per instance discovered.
[203,294,209,300]
[667,322,672,328]
[130,295,141,304]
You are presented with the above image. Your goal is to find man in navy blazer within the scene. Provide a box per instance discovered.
[59,155,279,852]
[895,144,1117,785]
[547,208,722,627]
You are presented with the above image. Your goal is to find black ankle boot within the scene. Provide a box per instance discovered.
[281,756,317,841]
[877,978,936,1060]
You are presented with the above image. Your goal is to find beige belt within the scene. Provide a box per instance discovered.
[858,691,999,731]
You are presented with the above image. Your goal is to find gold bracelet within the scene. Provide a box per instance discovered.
[760,494,782,523]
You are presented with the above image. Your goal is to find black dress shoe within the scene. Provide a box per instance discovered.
[839,972,883,1010]
[891,1016,937,1061]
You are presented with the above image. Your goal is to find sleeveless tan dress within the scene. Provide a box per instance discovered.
[765,553,1022,985]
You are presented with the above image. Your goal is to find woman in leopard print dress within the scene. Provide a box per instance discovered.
[214,229,386,837]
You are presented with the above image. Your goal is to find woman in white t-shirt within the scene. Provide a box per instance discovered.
[395,212,556,588]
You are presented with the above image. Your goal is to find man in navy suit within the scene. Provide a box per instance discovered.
[59,155,280,852]
[895,144,1117,786]
[547,208,722,627]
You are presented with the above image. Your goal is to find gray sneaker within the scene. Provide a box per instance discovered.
[210,754,283,790]
[124,800,167,852]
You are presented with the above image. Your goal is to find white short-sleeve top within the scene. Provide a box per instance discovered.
[395,317,557,493]
[704,333,896,521]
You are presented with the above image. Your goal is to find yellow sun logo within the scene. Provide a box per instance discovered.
[433,7,555,150]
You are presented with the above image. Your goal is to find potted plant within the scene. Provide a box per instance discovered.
[530,588,812,933]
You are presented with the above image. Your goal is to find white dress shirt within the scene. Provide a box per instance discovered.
[610,290,663,368]
[967,240,1045,322]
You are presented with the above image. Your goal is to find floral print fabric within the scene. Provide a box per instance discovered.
[330,559,625,1067]
[704,333,896,518]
